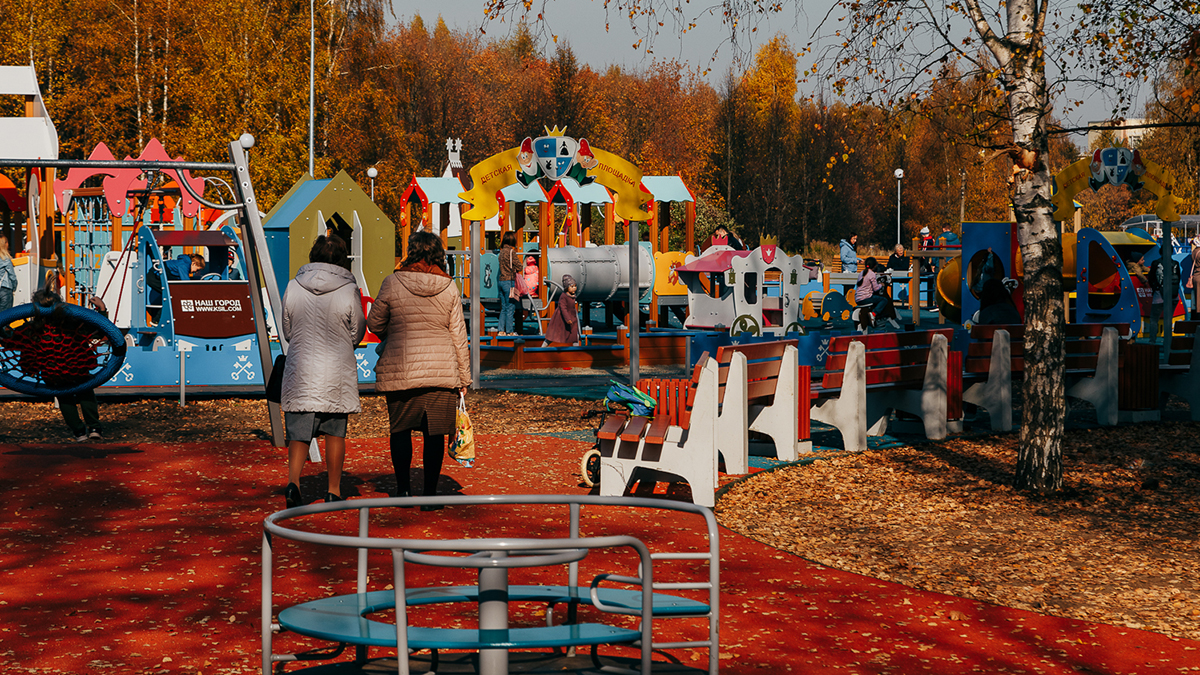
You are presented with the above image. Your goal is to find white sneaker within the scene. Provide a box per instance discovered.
[88,430,102,441]
[74,434,89,442]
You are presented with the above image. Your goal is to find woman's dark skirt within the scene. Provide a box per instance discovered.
[385,387,457,436]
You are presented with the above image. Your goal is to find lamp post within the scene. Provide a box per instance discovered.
[367,167,378,201]
[894,168,904,246]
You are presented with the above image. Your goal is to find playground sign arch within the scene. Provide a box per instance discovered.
[458,126,654,222]
[1051,147,1183,223]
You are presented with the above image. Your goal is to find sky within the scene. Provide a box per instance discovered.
[392,1,1138,144]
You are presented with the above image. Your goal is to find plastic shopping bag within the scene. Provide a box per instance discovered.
[449,393,476,468]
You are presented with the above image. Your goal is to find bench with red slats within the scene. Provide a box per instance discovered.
[714,340,796,409]
[1163,320,1200,371]
[801,329,961,442]
[1159,320,1200,420]
[597,353,709,447]
[966,323,1129,380]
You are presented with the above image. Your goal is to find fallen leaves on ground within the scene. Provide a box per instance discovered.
[717,424,1200,641]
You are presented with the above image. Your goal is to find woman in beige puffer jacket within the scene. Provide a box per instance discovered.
[368,231,469,506]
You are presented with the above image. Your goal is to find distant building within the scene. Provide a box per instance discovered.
[1087,119,1150,151]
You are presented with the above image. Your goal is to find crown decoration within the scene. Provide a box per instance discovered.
[761,235,779,246]
[543,125,568,137]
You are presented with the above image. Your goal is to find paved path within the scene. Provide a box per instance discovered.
[2,431,1197,674]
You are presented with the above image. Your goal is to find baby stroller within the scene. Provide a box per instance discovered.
[580,380,657,487]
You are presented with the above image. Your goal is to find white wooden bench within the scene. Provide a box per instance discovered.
[802,329,957,452]
[598,355,719,507]
[964,323,1125,429]
[714,340,804,474]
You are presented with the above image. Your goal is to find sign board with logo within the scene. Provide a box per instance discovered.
[170,281,256,339]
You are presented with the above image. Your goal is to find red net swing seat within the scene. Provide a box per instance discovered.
[0,302,127,397]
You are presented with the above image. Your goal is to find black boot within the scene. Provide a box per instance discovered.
[285,483,303,509]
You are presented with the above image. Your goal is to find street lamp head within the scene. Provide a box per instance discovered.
[367,167,378,179]
[239,133,256,150]
[894,168,904,180]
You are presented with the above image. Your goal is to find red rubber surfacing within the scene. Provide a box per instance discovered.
[1,433,1198,674]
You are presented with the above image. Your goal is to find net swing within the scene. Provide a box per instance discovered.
[0,301,127,397]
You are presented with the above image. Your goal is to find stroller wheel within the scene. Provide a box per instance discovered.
[581,448,601,487]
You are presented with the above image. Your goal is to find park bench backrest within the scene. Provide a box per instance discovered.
[821,329,955,390]
[966,323,1129,374]
[633,352,710,431]
[714,339,799,405]
[1167,320,1200,366]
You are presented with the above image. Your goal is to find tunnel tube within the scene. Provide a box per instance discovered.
[547,245,654,302]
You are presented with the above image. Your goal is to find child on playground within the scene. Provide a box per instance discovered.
[0,233,16,313]
[30,276,108,441]
[855,257,901,331]
[517,255,539,334]
[543,274,580,346]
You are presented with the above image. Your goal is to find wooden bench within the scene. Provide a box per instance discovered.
[598,354,720,507]
[714,340,804,474]
[1160,320,1200,419]
[963,323,1127,430]
[802,329,958,452]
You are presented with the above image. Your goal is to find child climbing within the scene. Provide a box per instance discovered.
[516,255,540,336]
[543,274,580,346]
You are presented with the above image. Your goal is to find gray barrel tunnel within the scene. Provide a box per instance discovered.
[546,245,653,302]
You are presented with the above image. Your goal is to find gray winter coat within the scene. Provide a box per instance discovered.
[281,263,367,414]
[839,239,859,272]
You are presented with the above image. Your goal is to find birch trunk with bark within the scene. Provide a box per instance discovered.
[968,0,1066,492]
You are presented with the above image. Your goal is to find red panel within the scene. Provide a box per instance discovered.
[970,324,1025,340]
[826,347,932,371]
[827,329,954,355]
[948,351,963,421]
[798,365,812,441]
[170,282,255,339]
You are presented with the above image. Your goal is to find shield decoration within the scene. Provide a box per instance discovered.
[534,136,579,181]
[1100,148,1133,186]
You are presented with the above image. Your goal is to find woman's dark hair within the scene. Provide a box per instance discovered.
[403,230,447,270]
[863,257,878,271]
[501,230,518,249]
[309,234,351,270]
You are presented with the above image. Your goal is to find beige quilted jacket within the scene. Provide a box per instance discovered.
[368,269,470,392]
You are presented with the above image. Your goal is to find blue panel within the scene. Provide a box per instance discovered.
[559,180,612,205]
[414,177,468,204]
[499,181,548,203]
[479,252,500,300]
[1075,228,1142,329]
[263,179,329,232]
[960,222,1014,325]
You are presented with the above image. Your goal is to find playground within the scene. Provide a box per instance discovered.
[1,392,1199,674]
[3,63,1200,674]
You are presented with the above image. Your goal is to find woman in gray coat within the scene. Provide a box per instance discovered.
[281,234,367,507]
